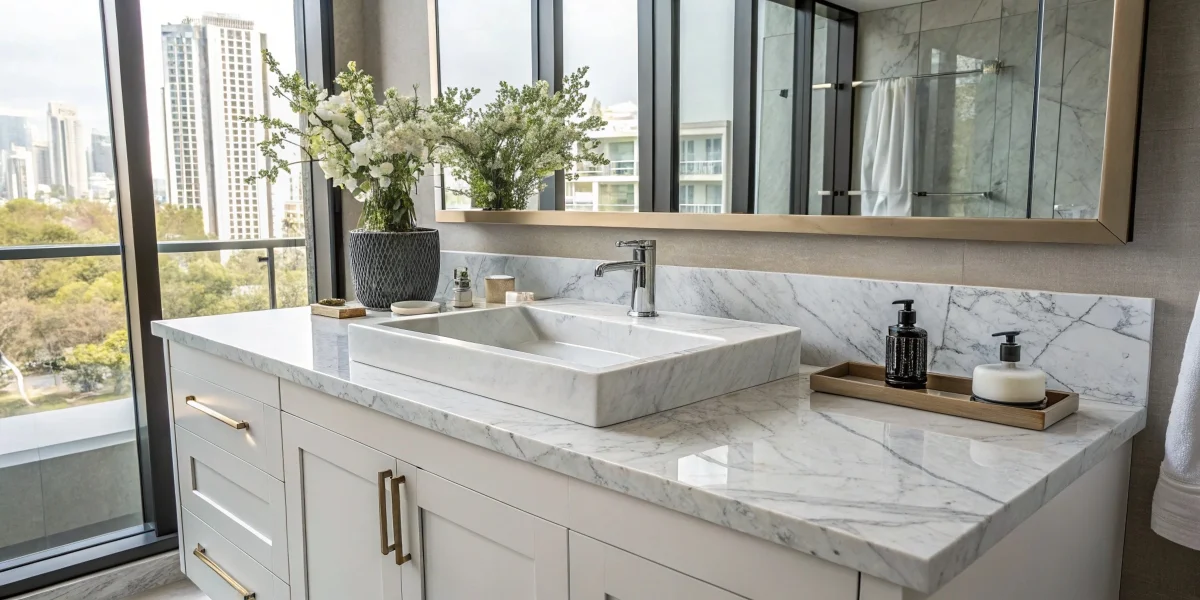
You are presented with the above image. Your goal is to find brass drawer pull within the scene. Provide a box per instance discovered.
[186,396,249,430]
[193,544,255,599]
[390,474,412,565]
[378,469,395,556]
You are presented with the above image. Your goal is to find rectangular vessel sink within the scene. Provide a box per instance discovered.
[347,300,801,426]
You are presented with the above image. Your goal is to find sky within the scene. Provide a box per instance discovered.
[0,0,299,181]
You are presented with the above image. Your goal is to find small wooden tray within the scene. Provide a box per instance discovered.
[310,303,366,319]
[809,362,1079,431]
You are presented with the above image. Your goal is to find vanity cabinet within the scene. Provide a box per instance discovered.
[569,532,746,600]
[282,412,568,600]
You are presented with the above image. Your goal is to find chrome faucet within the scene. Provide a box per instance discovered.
[595,240,658,317]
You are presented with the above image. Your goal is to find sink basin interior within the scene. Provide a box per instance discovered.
[378,305,719,369]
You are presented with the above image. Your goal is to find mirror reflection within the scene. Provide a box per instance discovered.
[434,0,1119,221]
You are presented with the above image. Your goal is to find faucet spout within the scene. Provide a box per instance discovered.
[595,240,658,317]
[594,260,644,277]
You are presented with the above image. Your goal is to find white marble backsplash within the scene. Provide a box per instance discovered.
[439,251,1153,407]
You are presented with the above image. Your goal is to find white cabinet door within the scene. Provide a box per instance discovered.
[569,532,746,600]
[283,414,413,600]
[415,469,568,600]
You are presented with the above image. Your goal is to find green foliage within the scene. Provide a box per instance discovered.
[0,197,310,415]
[65,330,130,394]
[430,67,608,210]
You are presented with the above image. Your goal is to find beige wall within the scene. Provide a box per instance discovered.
[343,0,1200,597]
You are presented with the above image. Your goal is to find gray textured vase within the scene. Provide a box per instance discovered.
[348,228,440,309]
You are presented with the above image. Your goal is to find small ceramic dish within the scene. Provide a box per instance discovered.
[390,300,441,316]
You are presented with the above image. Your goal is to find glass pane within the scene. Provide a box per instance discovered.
[0,258,140,563]
[563,0,640,212]
[437,0,534,210]
[159,250,271,319]
[679,0,734,214]
[755,0,794,215]
[0,3,119,243]
[141,2,307,241]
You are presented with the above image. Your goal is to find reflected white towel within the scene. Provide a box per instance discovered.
[1153,290,1200,550]
[859,78,915,217]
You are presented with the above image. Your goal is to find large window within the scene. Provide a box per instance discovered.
[0,0,326,594]
[0,0,142,571]
[679,0,734,214]
[140,1,311,317]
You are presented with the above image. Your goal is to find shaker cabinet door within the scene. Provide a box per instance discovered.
[414,469,569,600]
[569,531,747,600]
[282,414,411,600]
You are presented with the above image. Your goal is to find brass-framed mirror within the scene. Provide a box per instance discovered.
[433,0,1145,244]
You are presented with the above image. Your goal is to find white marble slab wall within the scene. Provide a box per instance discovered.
[439,251,1153,407]
[854,0,1112,219]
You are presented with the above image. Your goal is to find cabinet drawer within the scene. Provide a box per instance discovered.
[177,427,289,581]
[173,367,283,479]
[183,509,290,600]
[170,342,279,408]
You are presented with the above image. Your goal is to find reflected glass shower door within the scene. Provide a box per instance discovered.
[911,53,1001,218]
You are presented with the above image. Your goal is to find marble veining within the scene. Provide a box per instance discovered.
[439,251,1154,407]
[153,306,1144,593]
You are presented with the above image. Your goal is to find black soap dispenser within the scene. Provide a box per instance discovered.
[885,299,928,389]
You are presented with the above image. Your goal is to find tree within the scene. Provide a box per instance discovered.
[64,330,130,394]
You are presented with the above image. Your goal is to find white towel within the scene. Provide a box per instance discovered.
[1152,290,1200,549]
[859,78,915,217]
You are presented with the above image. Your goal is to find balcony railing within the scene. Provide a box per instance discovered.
[679,160,723,175]
[575,159,637,177]
[679,203,724,214]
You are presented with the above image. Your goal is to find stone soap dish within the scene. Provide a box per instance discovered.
[391,300,441,316]
[809,362,1078,431]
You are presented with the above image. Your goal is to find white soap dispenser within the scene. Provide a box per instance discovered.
[971,331,1047,407]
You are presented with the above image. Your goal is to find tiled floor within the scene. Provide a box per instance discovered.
[122,580,206,600]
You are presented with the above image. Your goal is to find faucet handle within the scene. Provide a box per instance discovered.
[617,239,656,249]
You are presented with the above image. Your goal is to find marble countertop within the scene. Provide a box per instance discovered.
[151,303,1146,593]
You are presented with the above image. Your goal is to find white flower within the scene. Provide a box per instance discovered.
[379,162,394,175]
[379,176,391,188]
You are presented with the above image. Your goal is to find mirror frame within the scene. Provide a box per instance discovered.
[435,0,1145,245]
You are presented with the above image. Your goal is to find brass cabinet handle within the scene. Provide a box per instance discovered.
[377,469,395,556]
[390,474,412,565]
[193,544,255,599]
[185,396,249,430]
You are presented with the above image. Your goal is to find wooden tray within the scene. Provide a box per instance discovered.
[809,362,1079,431]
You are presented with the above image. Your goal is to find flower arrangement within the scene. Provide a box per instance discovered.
[430,67,608,210]
[245,50,436,232]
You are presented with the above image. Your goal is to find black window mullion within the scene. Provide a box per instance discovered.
[790,0,815,215]
[731,0,757,214]
[637,0,655,212]
[534,0,564,210]
[651,0,678,213]
[832,13,856,215]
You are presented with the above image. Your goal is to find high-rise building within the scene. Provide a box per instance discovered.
[32,142,51,190]
[162,14,272,240]
[47,102,90,200]
[91,130,115,179]
[0,115,31,154]
[7,146,35,200]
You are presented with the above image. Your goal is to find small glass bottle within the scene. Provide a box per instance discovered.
[451,268,473,308]
[885,299,928,389]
